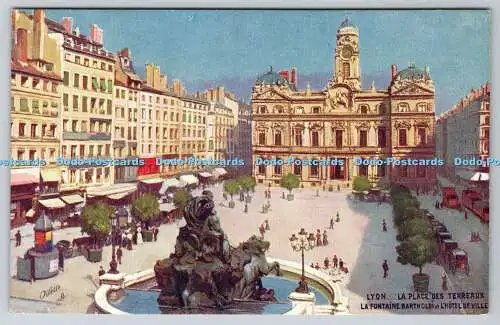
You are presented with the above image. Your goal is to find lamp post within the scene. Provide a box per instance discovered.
[289,228,313,294]
[108,213,119,274]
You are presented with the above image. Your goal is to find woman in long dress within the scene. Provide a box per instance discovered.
[137,226,144,245]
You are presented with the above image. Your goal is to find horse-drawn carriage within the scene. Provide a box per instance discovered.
[447,248,470,275]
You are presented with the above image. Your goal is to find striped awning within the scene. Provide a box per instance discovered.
[38,198,66,209]
[60,194,84,205]
[26,209,35,218]
[86,183,137,197]
[11,174,38,186]
[180,175,199,185]
[160,203,176,212]
[107,192,131,200]
[199,172,212,178]
[159,178,181,195]
[140,178,164,185]
[213,168,227,176]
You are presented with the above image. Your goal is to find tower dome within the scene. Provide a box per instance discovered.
[337,18,358,34]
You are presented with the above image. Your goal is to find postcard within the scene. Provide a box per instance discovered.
[9,8,490,315]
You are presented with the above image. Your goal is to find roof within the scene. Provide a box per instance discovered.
[395,63,428,80]
[34,212,53,231]
[255,68,292,89]
[11,59,62,81]
[11,173,38,186]
[339,18,356,29]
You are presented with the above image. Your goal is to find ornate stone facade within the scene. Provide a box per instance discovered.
[251,19,436,190]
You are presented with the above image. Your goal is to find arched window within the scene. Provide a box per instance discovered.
[293,128,303,146]
[311,130,319,147]
[275,106,284,114]
[258,131,266,145]
[360,105,368,114]
[274,130,282,145]
[259,106,266,114]
[399,129,407,146]
[342,62,350,78]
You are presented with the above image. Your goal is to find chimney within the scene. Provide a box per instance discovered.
[278,70,290,82]
[217,86,225,102]
[90,24,103,44]
[62,17,73,34]
[196,91,200,98]
[291,67,297,85]
[33,9,46,61]
[153,65,161,89]
[391,64,397,80]
[145,63,154,86]
[121,48,130,58]
[159,75,167,89]
[16,28,28,62]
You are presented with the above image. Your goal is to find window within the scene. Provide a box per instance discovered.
[30,124,37,137]
[29,149,36,160]
[84,58,89,66]
[293,164,302,176]
[63,94,68,110]
[107,100,112,115]
[91,77,98,91]
[71,120,77,132]
[358,164,368,177]
[32,100,40,113]
[101,62,106,70]
[82,96,88,112]
[335,129,343,148]
[74,73,80,87]
[377,164,386,177]
[17,149,24,160]
[417,166,426,178]
[259,106,266,114]
[108,64,113,72]
[342,62,350,78]
[359,130,368,147]
[310,164,319,177]
[83,75,88,89]
[107,79,112,93]
[312,107,320,114]
[360,105,368,114]
[73,95,78,111]
[274,131,282,145]
[18,123,25,136]
[274,164,282,175]
[400,166,408,177]
[418,127,426,145]
[258,163,266,175]
[75,56,80,64]
[311,131,319,147]
[399,129,407,146]
[258,132,266,145]
[294,129,302,146]
[378,127,387,148]
[63,71,69,86]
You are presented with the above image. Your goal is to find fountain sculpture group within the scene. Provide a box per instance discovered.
[155,191,281,309]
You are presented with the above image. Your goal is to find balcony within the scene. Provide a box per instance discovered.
[113,140,126,148]
[62,132,111,141]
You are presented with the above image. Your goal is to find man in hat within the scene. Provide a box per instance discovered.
[15,230,21,247]
[116,246,123,265]
[382,260,389,278]
[98,266,105,285]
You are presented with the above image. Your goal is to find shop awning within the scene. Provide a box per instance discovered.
[41,170,60,183]
[213,168,227,176]
[457,170,489,182]
[60,194,83,205]
[86,183,137,197]
[180,175,199,185]
[140,178,164,185]
[38,198,66,209]
[160,203,177,212]
[159,178,181,195]
[199,172,212,178]
[11,174,38,186]
[26,209,35,218]
[107,192,131,200]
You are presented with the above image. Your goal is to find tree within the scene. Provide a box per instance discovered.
[237,175,256,194]
[132,193,159,230]
[280,173,300,194]
[353,176,371,192]
[173,189,192,210]
[396,234,438,275]
[81,202,113,248]
[397,218,433,242]
[224,179,240,205]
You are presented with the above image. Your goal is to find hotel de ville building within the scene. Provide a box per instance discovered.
[251,19,437,190]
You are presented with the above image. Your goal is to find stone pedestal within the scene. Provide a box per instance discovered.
[100,273,126,288]
[288,291,316,315]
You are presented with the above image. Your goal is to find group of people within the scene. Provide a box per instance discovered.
[118,224,160,250]
[311,254,348,273]
[470,231,482,242]
[14,230,22,247]
[434,200,444,209]
[313,229,328,246]
[259,220,270,238]
[264,189,272,199]
[329,212,341,229]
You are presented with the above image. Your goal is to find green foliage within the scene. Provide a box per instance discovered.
[237,175,256,193]
[396,234,438,274]
[398,218,433,242]
[223,179,240,199]
[81,202,113,243]
[132,193,160,223]
[280,173,300,194]
[173,189,191,210]
[353,176,371,192]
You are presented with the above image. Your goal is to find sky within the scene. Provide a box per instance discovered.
[44,9,491,113]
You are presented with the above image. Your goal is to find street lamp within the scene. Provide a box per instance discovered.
[289,228,314,294]
[108,213,119,274]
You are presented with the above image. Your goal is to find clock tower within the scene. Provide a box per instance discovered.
[333,19,361,90]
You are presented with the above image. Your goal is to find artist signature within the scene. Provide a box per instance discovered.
[39,284,65,302]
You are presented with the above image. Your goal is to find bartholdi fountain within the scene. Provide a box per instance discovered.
[154,190,282,310]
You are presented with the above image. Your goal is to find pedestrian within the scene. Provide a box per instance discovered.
[322,230,328,246]
[336,212,340,223]
[282,192,285,199]
[310,262,315,269]
[337,184,341,192]
[154,260,161,279]
[441,271,448,291]
[315,263,321,270]
[116,246,123,264]
[153,227,159,242]
[223,193,227,201]
[259,224,265,239]
[58,248,65,272]
[127,232,133,250]
[330,217,334,229]
[382,260,389,278]
[339,258,344,270]
[324,257,330,269]
[316,229,322,246]
[137,226,143,245]
[332,255,338,268]
[15,230,21,247]
[265,219,270,230]
[30,255,36,283]
[98,266,105,285]
[382,219,387,232]
[464,211,468,220]
[132,230,137,245]
[244,203,248,213]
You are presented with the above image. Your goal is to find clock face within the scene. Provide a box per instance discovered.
[341,46,353,59]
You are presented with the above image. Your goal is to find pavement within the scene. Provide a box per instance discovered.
[9,182,488,314]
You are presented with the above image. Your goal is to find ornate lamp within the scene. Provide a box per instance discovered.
[108,213,119,274]
[289,228,313,293]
